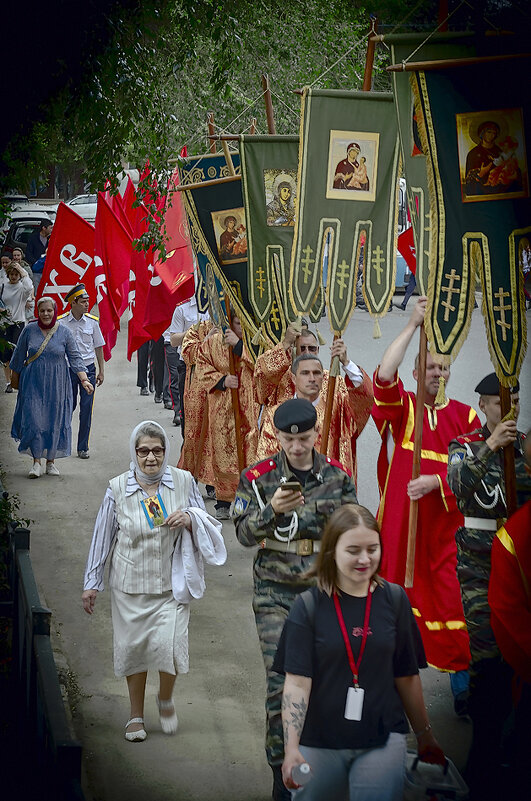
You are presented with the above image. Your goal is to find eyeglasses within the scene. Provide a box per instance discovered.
[136,447,165,457]
[299,345,318,354]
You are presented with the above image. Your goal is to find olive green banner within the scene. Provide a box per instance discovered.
[290,88,400,333]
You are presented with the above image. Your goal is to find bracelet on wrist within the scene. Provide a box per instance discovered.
[414,723,432,738]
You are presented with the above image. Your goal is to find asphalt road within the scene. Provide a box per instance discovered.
[1,297,529,801]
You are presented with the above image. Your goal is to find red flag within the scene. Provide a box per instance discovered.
[95,192,133,320]
[127,202,152,360]
[93,253,118,361]
[36,202,96,312]
[397,226,416,275]
[153,165,195,297]
[121,176,137,231]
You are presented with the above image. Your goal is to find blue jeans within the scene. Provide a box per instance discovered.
[449,669,469,697]
[294,732,407,801]
[70,362,96,452]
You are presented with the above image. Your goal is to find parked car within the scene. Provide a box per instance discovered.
[64,194,97,223]
[0,215,54,259]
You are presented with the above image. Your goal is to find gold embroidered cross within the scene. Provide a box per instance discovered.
[371,245,385,284]
[336,260,350,300]
[494,287,511,341]
[441,269,461,321]
[255,265,266,298]
[301,246,315,284]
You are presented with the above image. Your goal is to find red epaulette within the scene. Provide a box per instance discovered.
[455,430,485,445]
[326,456,352,477]
[245,459,277,482]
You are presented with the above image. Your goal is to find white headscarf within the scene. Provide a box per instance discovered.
[129,420,170,485]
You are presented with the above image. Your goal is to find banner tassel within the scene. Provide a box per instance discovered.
[372,317,382,339]
[315,327,326,345]
[435,375,446,406]
[251,323,268,347]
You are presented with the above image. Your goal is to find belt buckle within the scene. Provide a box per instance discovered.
[296,539,313,556]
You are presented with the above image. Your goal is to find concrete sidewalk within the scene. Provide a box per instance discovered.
[1,301,528,800]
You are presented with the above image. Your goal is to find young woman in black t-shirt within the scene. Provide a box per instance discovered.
[274,504,445,800]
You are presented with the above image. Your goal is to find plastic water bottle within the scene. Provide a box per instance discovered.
[291,762,312,786]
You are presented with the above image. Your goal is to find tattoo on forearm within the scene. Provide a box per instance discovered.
[282,691,308,738]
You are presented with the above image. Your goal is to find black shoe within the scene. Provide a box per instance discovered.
[140,387,149,396]
[271,765,290,801]
[173,413,181,427]
[164,400,173,410]
[454,690,469,718]
[154,394,163,403]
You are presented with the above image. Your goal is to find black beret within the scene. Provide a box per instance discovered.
[474,372,520,395]
[65,283,89,304]
[274,398,317,434]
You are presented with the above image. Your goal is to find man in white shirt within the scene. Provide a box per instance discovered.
[169,294,208,430]
[59,284,105,459]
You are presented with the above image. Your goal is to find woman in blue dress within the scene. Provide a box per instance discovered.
[10,296,94,478]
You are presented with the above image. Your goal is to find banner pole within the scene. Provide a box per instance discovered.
[405,324,427,587]
[261,74,277,135]
[224,299,245,474]
[207,112,217,153]
[499,385,517,517]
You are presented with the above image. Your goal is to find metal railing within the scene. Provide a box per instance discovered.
[5,524,85,800]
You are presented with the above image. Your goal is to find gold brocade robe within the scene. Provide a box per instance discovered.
[254,344,373,485]
[195,331,258,502]
[177,320,213,482]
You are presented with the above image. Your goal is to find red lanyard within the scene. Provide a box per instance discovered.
[333,589,372,688]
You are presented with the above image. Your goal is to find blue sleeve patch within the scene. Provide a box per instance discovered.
[449,451,465,465]
[233,495,250,515]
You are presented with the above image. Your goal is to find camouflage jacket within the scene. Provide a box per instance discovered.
[448,426,531,552]
[233,449,358,585]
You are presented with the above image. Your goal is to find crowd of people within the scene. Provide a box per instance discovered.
[2,258,529,801]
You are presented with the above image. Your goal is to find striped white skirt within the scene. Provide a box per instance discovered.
[111,588,190,677]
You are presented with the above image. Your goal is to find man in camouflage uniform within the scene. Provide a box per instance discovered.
[233,398,357,801]
[447,372,531,801]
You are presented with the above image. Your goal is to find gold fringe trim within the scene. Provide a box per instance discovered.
[435,375,446,405]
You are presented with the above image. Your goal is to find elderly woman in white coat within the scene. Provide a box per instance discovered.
[82,420,225,742]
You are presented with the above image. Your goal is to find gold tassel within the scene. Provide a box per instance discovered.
[435,375,446,406]
[290,316,303,335]
[251,323,267,347]
[315,327,326,345]
[372,318,382,339]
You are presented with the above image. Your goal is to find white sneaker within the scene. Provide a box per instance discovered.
[28,463,41,479]
[45,463,60,476]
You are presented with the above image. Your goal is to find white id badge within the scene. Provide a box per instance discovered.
[344,686,364,720]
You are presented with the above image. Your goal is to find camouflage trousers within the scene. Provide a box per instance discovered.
[253,577,310,767]
[456,542,499,671]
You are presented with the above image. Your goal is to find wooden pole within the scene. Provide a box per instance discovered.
[174,174,241,192]
[405,326,428,587]
[319,336,340,457]
[261,74,276,135]
[224,300,245,474]
[207,112,217,153]
[221,140,237,176]
[386,53,531,72]
[362,17,378,91]
[499,385,517,517]
[320,16,377,459]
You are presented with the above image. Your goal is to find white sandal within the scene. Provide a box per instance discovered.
[157,696,178,735]
[124,717,147,742]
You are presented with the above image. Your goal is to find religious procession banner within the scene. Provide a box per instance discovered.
[411,53,530,385]
[240,134,299,344]
[387,33,477,295]
[179,152,257,343]
[290,88,400,334]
